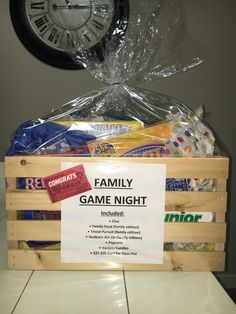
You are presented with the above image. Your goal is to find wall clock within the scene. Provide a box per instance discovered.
[10,0,129,69]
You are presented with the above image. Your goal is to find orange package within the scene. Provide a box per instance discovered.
[87,121,172,157]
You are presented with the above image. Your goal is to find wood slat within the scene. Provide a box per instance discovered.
[6,171,18,252]
[8,241,18,250]
[5,156,229,272]
[8,250,225,271]
[7,221,226,243]
[7,211,17,219]
[12,242,226,252]
[6,190,227,212]
[215,213,225,223]
[6,190,58,211]
[215,179,227,192]
[214,179,227,222]
[214,243,225,252]
[5,156,229,179]
[5,178,16,190]
[166,191,227,212]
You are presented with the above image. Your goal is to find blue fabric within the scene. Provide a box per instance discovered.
[6,120,96,156]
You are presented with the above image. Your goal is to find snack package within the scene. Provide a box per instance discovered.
[88,121,172,157]
[7,0,224,254]
[7,0,216,157]
[87,113,215,157]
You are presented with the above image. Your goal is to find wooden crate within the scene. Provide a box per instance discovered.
[5,156,229,271]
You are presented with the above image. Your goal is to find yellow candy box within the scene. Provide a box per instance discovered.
[87,121,172,157]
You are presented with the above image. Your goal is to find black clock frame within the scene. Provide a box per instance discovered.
[9,0,129,70]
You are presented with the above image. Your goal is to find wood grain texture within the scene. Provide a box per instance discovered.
[5,178,16,190]
[5,156,229,271]
[215,213,225,223]
[5,156,229,179]
[7,221,226,243]
[215,179,227,192]
[214,179,228,222]
[5,190,227,212]
[7,211,17,220]
[214,243,225,252]
[8,250,225,271]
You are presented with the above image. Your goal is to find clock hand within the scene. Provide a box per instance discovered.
[52,4,91,10]
[65,0,72,9]
[70,4,91,9]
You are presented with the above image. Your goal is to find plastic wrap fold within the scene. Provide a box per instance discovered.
[7,0,215,158]
[7,0,224,255]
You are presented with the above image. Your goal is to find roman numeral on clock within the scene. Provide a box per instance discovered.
[83,33,91,43]
[34,15,49,32]
[48,27,61,45]
[66,32,75,48]
[95,4,109,13]
[31,1,45,10]
[91,19,105,30]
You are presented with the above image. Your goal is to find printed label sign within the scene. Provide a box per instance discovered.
[61,162,166,264]
[43,164,92,203]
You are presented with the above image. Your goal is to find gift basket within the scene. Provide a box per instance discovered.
[5,0,228,270]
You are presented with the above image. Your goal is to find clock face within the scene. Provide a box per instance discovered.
[10,0,129,69]
[25,0,115,51]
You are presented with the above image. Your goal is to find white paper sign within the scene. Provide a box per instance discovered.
[61,162,166,264]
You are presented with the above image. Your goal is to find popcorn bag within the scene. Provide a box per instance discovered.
[5,0,228,270]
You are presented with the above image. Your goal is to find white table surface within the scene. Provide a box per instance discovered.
[1,216,235,314]
[0,162,235,314]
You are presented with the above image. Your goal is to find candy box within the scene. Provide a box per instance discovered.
[5,155,228,271]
